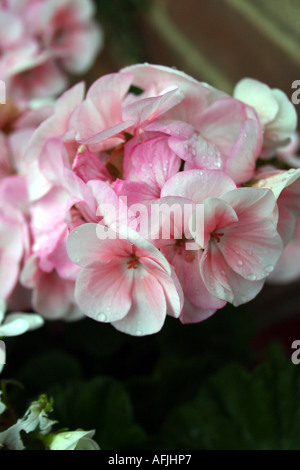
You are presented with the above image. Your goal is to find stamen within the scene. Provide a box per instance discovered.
[211,232,224,243]
[127,254,139,269]
[174,239,184,255]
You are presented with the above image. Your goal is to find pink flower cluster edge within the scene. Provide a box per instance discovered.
[1,63,300,336]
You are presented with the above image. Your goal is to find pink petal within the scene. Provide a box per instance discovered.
[32,271,76,320]
[161,169,236,204]
[74,259,133,322]
[112,268,167,336]
[225,118,262,184]
[180,297,218,324]
[200,244,265,306]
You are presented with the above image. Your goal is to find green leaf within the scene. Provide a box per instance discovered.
[51,377,146,450]
[162,346,300,450]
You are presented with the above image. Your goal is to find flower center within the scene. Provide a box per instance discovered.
[211,232,224,243]
[127,254,139,269]
[174,239,184,255]
[173,237,196,262]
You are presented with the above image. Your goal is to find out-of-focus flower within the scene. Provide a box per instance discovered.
[0,393,99,450]
[49,429,100,450]
[0,298,44,337]
[0,0,103,100]
[234,77,297,155]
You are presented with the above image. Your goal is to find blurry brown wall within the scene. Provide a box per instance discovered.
[92,0,300,117]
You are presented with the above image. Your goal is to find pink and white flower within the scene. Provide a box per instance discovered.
[234,77,297,155]
[67,223,183,336]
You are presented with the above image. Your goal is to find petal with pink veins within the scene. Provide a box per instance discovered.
[74,259,133,322]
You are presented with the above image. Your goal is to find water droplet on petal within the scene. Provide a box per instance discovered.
[135,329,142,336]
[265,265,274,273]
[64,434,72,439]
[247,274,257,281]
[214,161,222,168]
[237,260,243,267]
[288,168,296,174]
[98,313,107,322]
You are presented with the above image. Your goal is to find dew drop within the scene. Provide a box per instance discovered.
[213,161,222,168]
[135,329,143,336]
[98,313,107,322]
[237,259,243,267]
[247,274,257,281]
[64,433,72,439]
[265,265,274,273]
[288,168,296,174]
[258,179,266,187]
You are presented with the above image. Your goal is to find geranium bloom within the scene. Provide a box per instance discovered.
[67,224,183,336]
[161,170,283,306]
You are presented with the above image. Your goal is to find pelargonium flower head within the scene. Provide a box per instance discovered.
[67,223,183,336]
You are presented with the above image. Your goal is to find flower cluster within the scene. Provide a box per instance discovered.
[0,0,103,100]
[1,64,300,336]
